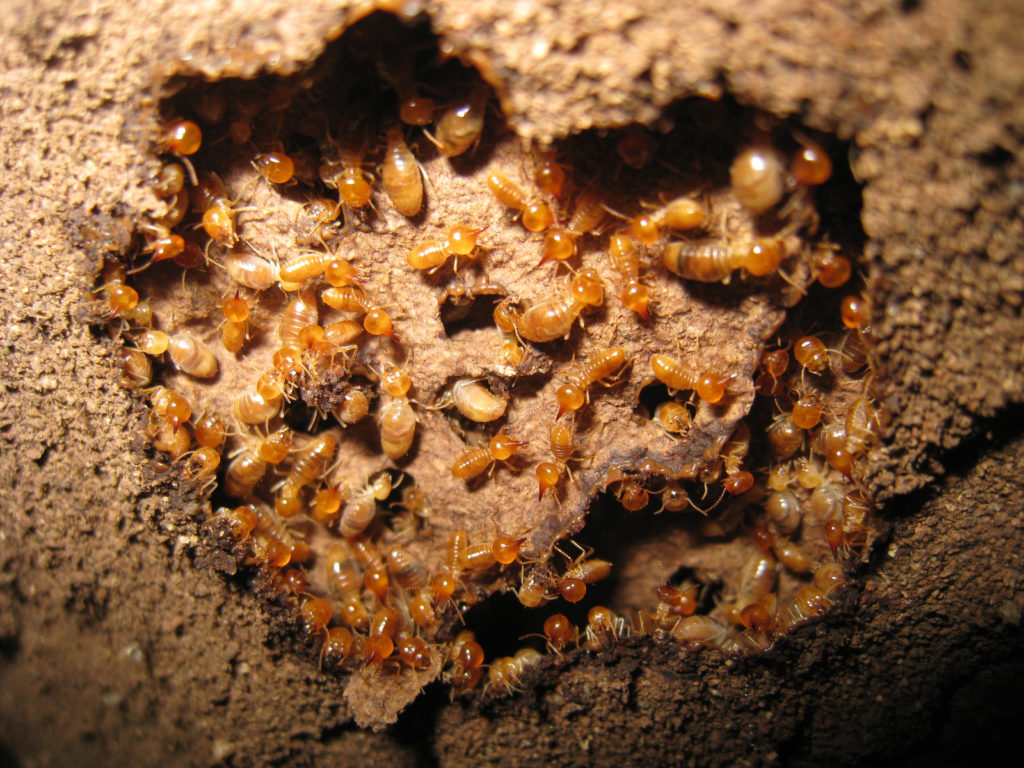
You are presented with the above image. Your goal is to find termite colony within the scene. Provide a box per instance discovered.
[97,14,881,721]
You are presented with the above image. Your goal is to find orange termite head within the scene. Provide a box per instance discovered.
[489,432,528,461]
[536,462,560,501]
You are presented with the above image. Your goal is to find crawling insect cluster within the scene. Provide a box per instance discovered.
[97,14,883,723]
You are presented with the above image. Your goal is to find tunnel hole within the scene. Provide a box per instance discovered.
[439,290,505,341]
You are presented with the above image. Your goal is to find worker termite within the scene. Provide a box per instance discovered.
[557,554,612,603]
[845,397,881,456]
[151,162,185,198]
[312,486,342,525]
[273,434,331,518]
[160,119,202,156]
[792,390,825,430]
[339,472,393,538]
[282,430,339,491]
[536,419,579,500]
[449,630,485,671]
[295,197,342,248]
[566,188,606,237]
[656,482,691,513]
[191,172,251,248]
[223,448,269,498]
[793,335,830,375]
[540,613,577,653]
[515,268,604,343]
[451,432,528,480]
[366,606,401,665]
[812,244,852,288]
[722,470,755,495]
[397,635,432,670]
[650,353,730,403]
[555,346,630,419]
[730,144,787,214]
[616,125,656,169]
[438,378,507,423]
[426,82,489,157]
[839,330,870,375]
[662,237,785,284]
[408,587,438,631]
[121,296,153,328]
[98,282,139,318]
[755,347,790,396]
[486,170,529,210]
[119,348,152,389]
[321,285,398,340]
[772,538,812,574]
[255,426,293,467]
[724,550,778,625]
[319,132,374,214]
[720,422,751,477]
[232,387,282,425]
[840,294,871,330]
[652,401,692,436]
[278,249,341,286]
[583,606,628,652]
[486,648,543,696]
[486,170,556,233]
[364,566,390,604]
[398,92,436,126]
[660,240,730,283]
[516,565,555,608]
[670,615,730,651]
[533,152,566,201]
[378,367,417,460]
[299,596,333,637]
[607,233,651,320]
[381,127,424,217]
[209,504,259,545]
[791,140,833,186]
[324,545,369,631]
[408,225,486,273]
[793,456,826,490]
[659,196,706,231]
[320,626,355,671]
[333,388,371,427]
[224,250,279,291]
[767,412,804,459]
[149,415,191,460]
[277,291,319,351]
[778,586,830,632]
[168,333,218,378]
[764,490,801,536]
[385,544,428,592]
[221,292,251,354]
[253,151,295,185]
[657,583,699,620]
[457,538,498,572]
[450,633,487,692]
[813,561,845,595]
[282,568,309,596]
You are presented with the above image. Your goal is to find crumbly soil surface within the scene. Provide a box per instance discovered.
[1,1,1023,766]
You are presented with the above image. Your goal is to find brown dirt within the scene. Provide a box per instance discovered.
[1,0,1022,766]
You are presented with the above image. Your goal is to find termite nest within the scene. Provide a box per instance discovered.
[95,12,884,727]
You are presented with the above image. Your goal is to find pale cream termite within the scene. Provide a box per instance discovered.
[168,333,218,378]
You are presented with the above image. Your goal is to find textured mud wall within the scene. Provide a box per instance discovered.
[0,1,1022,766]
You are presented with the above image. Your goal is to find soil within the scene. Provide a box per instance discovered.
[1,0,1023,766]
